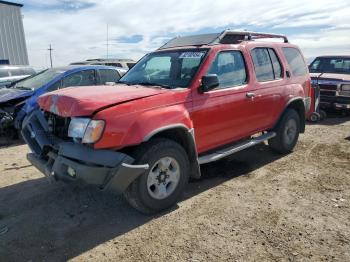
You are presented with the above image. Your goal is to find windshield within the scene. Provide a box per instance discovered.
[14,68,64,90]
[119,49,207,88]
[310,57,350,74]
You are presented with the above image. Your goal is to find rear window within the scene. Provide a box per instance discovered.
[282,47,308,76]
[0,69,9,78]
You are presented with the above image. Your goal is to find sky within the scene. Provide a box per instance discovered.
[15,0,350,69]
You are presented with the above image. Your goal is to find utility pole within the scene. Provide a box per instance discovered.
[106,24,109,59]
[48,44,53,68]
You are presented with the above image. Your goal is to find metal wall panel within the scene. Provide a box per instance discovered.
[0,3,29,65]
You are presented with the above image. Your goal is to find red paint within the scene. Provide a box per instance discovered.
[38,84,167,117]
[38,41,311,153]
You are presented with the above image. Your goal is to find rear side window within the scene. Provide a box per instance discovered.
[251,48,283,82]
[207,50,247,88]
[251,48,274,82]
[268,49,282,79]
[99,69,120,84]
[62,70,96,88]
[282,47,308,76]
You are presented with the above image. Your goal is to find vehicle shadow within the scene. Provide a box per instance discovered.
[0,137,23,148]
[0,143,284,261]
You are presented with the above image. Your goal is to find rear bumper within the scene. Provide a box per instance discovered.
[22,110,148,194]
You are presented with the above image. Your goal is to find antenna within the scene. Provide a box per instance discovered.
[106,24,109,59]
[48,44,53,68]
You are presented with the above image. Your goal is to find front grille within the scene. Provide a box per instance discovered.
[319,84,337,91]
[45,112,71,140]
[320,90,336,97]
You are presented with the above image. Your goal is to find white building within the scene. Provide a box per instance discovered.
[0,1,29,65]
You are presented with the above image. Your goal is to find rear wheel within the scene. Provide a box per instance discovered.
[269,109,300,154]
[124,138,189,214]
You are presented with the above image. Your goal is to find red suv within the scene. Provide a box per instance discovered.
[23,31,311,214]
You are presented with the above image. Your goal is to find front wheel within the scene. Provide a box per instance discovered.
[124,138,189,214]
[268,109,300,154]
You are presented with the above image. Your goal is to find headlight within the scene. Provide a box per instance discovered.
[311,79,318,86]
[82,120,105,143]
[68,117,105,143]
[341,84,350,91]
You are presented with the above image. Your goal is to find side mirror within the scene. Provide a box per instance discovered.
[199,74,219,93]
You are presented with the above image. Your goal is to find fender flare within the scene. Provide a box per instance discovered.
[143,124,190,142]
[274,97,306,133]
[143,124,201,179]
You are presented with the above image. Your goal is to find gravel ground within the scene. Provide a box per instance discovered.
[0,116,349,262]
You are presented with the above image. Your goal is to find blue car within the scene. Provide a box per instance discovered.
[0,65,125,138]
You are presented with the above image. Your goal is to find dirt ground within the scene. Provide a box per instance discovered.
[0,115,349,262]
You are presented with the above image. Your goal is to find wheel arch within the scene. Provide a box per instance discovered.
[274,98,306,133]
[144,125,201,179]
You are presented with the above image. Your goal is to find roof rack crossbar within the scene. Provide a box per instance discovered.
[158,30,289,50]
[217,30,289,43]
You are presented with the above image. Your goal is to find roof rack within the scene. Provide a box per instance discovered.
[219,30,288,43]
[158,30,289,50]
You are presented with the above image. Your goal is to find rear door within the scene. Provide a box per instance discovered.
[248,47,286,130]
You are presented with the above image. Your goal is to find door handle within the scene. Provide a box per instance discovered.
[246,92,255,98]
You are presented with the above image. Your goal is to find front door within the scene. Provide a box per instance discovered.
[191,49,258,154]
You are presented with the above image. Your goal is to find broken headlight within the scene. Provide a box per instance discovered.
[68,117,105,143]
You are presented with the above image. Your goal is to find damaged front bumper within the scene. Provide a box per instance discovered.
[22,110,148,194]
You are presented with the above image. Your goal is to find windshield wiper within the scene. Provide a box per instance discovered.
[117,80,132,85]
[132,81,173,89]
[12,85,32,90]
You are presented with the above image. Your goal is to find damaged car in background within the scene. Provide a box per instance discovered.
[0,65,36,88]
[0,65,125,138]
[309,56,350,112]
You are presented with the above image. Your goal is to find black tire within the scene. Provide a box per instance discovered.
[124,138,190,214]
[268,109,300,154]
[320,110,327,120]
[310,112,320,122]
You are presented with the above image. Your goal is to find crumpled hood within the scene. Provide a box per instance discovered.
[0,87,33,104]
[38,84,167,117]
[310,72,350,82]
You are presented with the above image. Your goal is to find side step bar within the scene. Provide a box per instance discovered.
[198,132,276,165]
